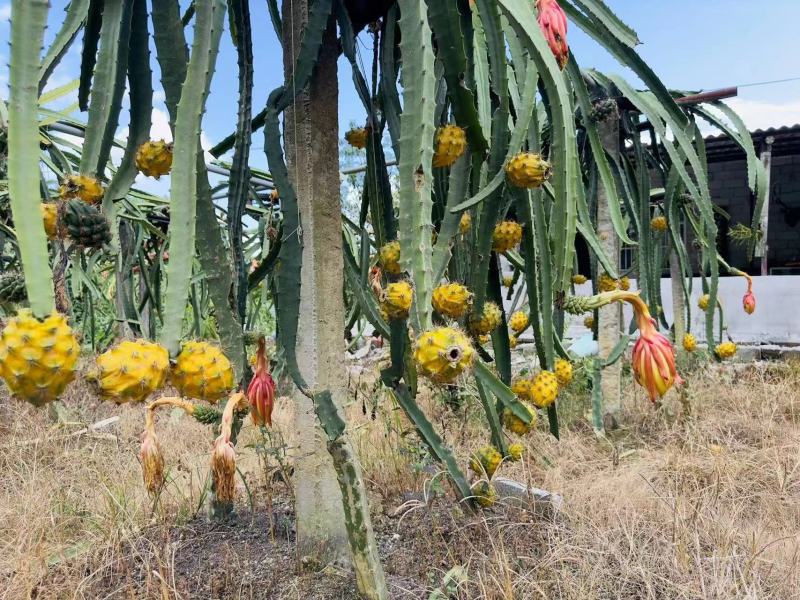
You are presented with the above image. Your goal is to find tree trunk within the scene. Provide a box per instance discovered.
[281,0,350,566]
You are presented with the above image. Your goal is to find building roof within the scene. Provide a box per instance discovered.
[704,124,800,162]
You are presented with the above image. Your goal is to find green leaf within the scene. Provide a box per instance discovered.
[428,0,488,155]
[390,384,474,504]
[566,56,633,245]
[450,57,539,213]
[474,360,532,424]
[497,0,579,292]
[562,3,687,129]
[79,0,134,176]
[77,0,104,111]
[39,79,80,105]
[40,0,91,93]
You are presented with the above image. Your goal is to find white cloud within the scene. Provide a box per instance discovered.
[0,4,11,21]
[724,98,800,132]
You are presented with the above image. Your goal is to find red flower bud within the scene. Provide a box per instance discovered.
[247,337,275,427]
[536,0,569,70]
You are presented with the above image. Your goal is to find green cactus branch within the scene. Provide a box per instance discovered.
[397,0,437,332]
[159,0,226,356]
[7,0,54,317]
[39,0,90,93]
[227,0,255,327]
[79,0,133,178]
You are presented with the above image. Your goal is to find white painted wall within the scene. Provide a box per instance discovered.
[561,276,800,345]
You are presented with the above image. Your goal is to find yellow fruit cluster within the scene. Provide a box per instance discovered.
[93,340,170,403]
[413,327,475,384]
[469,301,502,335]
[432,125,467,168]
[683,333,697,352]
[572,274,588,285]
[59,174,104,204]
[698,294,710,311]
[650,216,668,232]
[530,370,559,408]
[507,443,524,461]
[492,221,523,253]
[502,401,536,435]
[472,480,497,507]
[0,310,79,406]
[172,341,235,402]
[715,341,737,359]
[554,358,573,386]
[469,445,502,478]
[41,203,59,239]
[459,213,472,235]
[381,281,413,320]
[431,283,472,319]
[505,152,551,188]
[345,127,369,149]
[598,272,618,292]
[508,311,529,333]
[379,241,402,275]
[135,140,173,178]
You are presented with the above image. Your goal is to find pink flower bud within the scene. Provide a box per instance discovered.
[743,289,756,315]
[536,0,569,70]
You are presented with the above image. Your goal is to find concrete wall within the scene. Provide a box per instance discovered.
[564,276,800,345]
[705,155,800,272]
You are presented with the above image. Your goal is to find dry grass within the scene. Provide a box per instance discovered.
[0,358,799,598]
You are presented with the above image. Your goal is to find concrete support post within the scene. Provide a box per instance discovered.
[282,1,349,564]
[596,106,622,417]
[670,249,685,346]
[756,136,774,276]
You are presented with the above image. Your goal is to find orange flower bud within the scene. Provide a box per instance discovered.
[536,0,569,70]
[247,337,275,427]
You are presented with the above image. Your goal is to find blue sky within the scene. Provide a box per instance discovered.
[1,0,800,172]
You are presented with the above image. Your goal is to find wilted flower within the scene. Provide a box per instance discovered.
[209,392,246,504]
[140,413,165,494]
[210,434,237,504]
[247,337,276,427]
[536,0,569,69]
